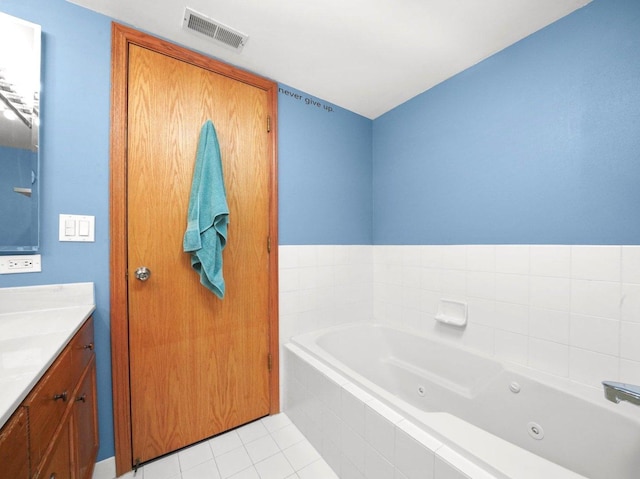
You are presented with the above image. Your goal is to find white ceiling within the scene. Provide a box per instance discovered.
[68,0,591,119]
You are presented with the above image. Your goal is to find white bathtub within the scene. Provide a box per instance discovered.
[284,322,640,479]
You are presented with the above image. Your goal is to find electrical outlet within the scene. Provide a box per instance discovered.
[0,254,42,274]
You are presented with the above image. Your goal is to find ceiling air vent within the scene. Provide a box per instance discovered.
[183,8,249,52]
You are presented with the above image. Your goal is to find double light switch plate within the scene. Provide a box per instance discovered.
[59,214,95,242]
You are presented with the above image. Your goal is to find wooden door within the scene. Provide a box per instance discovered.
[110,25,279,473]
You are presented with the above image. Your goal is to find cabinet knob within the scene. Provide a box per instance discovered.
[76,393,87,403]
[84,343,94,351]
[53,391,68,402]
[50,474,56,479]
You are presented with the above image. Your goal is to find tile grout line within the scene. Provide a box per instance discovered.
[123,414,331,479]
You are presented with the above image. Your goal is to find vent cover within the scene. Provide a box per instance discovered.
[183,8,249,52]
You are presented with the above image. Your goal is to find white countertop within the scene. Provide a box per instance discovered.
[0,283,95,428]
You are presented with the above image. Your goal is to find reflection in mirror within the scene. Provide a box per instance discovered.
[0,12,41,252]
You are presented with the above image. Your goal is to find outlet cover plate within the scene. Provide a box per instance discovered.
[0,254,42,274]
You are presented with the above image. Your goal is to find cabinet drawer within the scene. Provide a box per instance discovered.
[70,317,95,382]
[26,345,74,468]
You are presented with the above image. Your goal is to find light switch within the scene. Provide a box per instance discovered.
[59,214,95,242]
[78,220,90,236]
[65,219,76,236]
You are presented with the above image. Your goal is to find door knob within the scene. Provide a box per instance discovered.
[135,266,151,281]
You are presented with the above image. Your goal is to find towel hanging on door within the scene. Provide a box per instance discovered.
[183,120,229,298]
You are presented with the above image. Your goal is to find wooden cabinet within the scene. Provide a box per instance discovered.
[0,407,30,479]
[0,317,98,479]
[40,424,72,479]
[27,340,74,469]
[71,359,99,479]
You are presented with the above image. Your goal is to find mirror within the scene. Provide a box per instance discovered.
[0,12,41,252]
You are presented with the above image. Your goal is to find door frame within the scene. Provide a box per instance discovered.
[109,23,279,476]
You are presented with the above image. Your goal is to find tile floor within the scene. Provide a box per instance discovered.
[118,413,338,479]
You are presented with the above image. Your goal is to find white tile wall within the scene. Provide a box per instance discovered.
[280,244,640,393]
[279,246,373,343]
[373,245,640,390]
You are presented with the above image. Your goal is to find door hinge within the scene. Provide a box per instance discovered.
[268,353,272,371]
[267,236,271,253]
[267,115,271,133]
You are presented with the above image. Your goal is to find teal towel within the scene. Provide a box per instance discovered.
[183,120,229,298]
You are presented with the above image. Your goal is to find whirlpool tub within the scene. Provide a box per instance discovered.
[284,322,640,479]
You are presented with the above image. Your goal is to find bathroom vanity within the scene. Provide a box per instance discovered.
[0,283,97,479]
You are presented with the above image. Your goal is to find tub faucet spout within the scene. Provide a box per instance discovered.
[602,381,640,406]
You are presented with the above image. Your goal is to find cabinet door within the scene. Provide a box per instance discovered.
[26,345,74,468]
[40,421,71,479]
[0,407,29,479]
[72,358,99,479]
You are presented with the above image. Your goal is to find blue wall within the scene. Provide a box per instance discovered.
[278,85,373,244]
[0,0,372,462]
[0,0,113,461]
[373,0,640,245]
